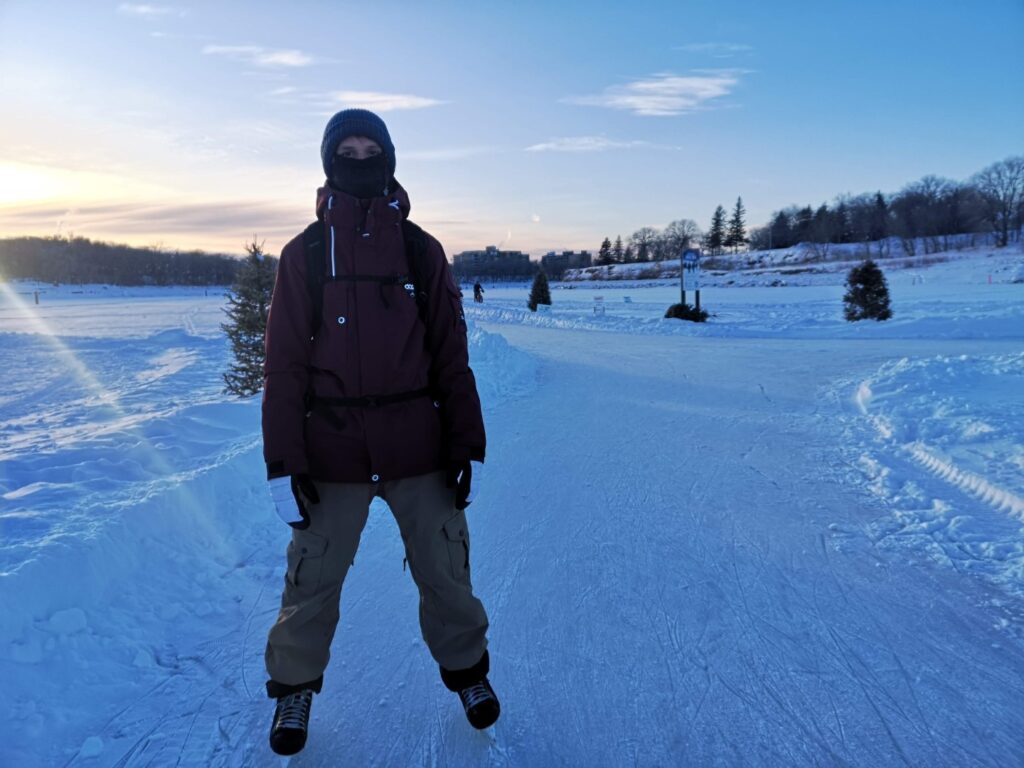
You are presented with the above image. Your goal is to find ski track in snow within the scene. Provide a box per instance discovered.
[1,265,1024,767]
[835,352,1024,599]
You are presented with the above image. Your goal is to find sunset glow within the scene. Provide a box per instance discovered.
[1,1,1021,258]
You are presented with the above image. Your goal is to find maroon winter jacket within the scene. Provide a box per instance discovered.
[261,181,486,483]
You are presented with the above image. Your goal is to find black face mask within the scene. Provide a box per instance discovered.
[329,153,390,199]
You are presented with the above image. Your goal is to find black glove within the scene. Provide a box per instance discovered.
[445,460,472,511]
[269,473,321,529]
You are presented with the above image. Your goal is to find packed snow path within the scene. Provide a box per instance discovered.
[2,284,1023,766]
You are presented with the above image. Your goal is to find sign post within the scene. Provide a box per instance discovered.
[681,248,701,307]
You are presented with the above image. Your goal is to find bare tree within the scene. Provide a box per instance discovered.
[629,227,660,262]
[973,156,1024,247]
[747,225,771,251]
[660,219,702,259]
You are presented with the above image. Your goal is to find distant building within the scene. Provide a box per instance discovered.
[540,250,592,279]
[452,246,535,279]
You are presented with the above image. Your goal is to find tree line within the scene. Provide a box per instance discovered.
[0,235,248,286]
[598,154,1023,265]
[750,156,1023,258]
[595,198,750,264]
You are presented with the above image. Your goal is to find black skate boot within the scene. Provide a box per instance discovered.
[456,677,501,729]
[440,650,501,730]
[269,687,315,756]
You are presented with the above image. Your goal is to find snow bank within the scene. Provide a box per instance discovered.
[844,353,1024,595]
[466,321,536,408]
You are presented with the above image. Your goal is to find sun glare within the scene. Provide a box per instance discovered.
[0,163,62,205]
[0,162,166,207]
[0,282,211,523]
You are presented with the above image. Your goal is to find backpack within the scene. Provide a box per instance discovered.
[301,218,431,338]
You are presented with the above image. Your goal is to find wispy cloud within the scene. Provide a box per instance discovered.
[525,136,652,153]
[676,42,753,58]
[404,146,495,161]
[117,3,185,18]
[1,199,308,251]
[564,71,742,116]
[203,44,313,68]
[328,90,445,112]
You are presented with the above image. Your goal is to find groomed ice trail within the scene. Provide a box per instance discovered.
[453,325,1024,768]
[2,275,1023,766]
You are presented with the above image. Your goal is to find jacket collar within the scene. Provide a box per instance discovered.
[315,179,411,228]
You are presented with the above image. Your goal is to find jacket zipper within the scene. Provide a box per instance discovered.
[328,194,336,277]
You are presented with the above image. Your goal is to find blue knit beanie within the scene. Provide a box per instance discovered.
[320,108,396,178]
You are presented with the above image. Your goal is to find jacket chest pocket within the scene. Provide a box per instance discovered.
[311,284,351,370]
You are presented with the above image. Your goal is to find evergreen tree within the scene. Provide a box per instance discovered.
[811,204,833,243]
[843,259,892,321]
[832,201,852,244]
[706,205,727,255]
[725,197,747,252]
[222,237,276,396]
[623,244,634,263]
[769,210,792,249]
[869,191,889,241]
[527,269,552,311]
[793,205,815,243]
[612,235,624,263]
[598,237,613,265]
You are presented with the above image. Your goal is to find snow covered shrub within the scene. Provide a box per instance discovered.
[528,270,552,312]
[843,259,892,321]
[664,302,708,322]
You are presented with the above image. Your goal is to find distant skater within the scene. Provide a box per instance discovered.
[260,108,498,756]
[473,281,485,303]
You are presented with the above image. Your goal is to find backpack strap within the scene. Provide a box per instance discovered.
[401,219,431,318]
[302,221,325,337]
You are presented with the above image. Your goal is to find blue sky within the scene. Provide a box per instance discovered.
[1,0,1021,257]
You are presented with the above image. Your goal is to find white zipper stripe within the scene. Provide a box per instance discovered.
[327,194,336,277]
[330,224,336,277]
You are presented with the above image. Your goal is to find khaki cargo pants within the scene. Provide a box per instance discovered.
[265,470,489,688]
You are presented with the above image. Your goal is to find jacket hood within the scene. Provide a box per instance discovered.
[315,178,411,221]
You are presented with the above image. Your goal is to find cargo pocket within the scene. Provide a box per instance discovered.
[442,511,470,582]
[285,532,328,592]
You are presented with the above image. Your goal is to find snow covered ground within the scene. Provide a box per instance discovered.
[1,246,1022,766]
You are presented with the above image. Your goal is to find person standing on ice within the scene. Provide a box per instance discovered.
[260,108,498,757]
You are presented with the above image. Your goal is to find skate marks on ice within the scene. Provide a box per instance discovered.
[474,325,1024,766]
[832,352,1024,601]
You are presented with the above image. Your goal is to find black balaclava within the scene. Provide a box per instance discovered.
[320,109,396,200]
[329,153,391,199]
